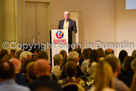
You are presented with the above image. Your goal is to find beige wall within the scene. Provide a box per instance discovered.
[50,0,116,48]
[0,0,2,48]
[1,0,136,55]
[116,0,136,55]
[2,0,17,42]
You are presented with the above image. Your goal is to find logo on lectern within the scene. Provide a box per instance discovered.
[56,30,64,39]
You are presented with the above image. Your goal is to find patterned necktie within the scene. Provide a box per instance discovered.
[64,20,67,29]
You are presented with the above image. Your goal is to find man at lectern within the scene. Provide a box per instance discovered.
[58,11,77,33]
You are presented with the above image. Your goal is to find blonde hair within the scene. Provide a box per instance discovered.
[94,62,113,91]
[131,58,136,70]
[131,73,136,91]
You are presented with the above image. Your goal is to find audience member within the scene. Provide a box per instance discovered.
[118,56,134,87]
[73,47,83,66]
[33,49,41,61]
[131,58,136,72]
[15,49,23,59]
[0,61,30,91]
[28,59,62,91]
[89,61,114,91]
[104,54,129,91]
[62,61,85,91]
[52,54,63,80]
[10,58,28,86]
[81,48,91,75]
[97,48,105,61]
[132,50,136,58]
[10,49,16,58]
[68,51,84,77]
[0,49,8,60]
[60,50,67,69]
[87,49,99,78]
[2,54,12,61]
[26,62,36,83]
[105,48,114,56]
[37,50,48,60]
[60,51,84,79]
[20,51,32,65]
[20,51,32,74]
[118,50,128,65]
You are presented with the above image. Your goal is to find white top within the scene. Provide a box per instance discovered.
[81,59,90,75]
[52,65,62,80]
[87,62,98,77]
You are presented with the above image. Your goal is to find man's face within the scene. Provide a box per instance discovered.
[64,12,70,21]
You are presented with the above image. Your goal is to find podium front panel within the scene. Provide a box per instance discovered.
[50,29,68,68]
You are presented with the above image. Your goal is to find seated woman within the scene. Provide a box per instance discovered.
[89,62,115,91]
[52,54,63,80]
[60,61,85,91]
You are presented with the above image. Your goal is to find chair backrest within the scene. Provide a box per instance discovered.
[63,84,78,91]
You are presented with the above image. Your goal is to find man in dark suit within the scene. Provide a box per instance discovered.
[58,11,77,33]
[58,11,77,52]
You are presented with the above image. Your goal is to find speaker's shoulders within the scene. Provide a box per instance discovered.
[59,19,64,22]
[69,19,76,22]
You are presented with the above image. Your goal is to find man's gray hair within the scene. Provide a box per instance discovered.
[68,51,79,61]
[53,54,63,65]
[20,51,32,62]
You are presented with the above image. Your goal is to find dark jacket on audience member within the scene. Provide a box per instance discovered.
[60,66,84,79]
[28,76,62,91]
[118,70,134,87]
[15,73,28,86]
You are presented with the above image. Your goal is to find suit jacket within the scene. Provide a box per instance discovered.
[28,76,62,91]
[58,19,77,33]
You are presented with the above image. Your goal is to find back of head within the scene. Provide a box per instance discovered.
[53,54,63,65]
[94,62,113,91]
[20,51,32,64]
[68,51,79,62]
[97,48,105,58]
[26,62,36,81]
[10,49,16,57]
[37,51,48,60]
[10,58,21,73]
[15,49,23,59]
[82,48,91,60]
[73,48,81,57]
[123,56,134,71]
[90,49,99,63]
[60,50,67,60]
[2,54,12,61]
[104,54,120,73]
[0,61,15,80]
[65,61,77,77]
[132,50,136,58]
[105,49,114,56]
[0,49,8,60]
[34,59,50,77]
[118,50,128,64]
